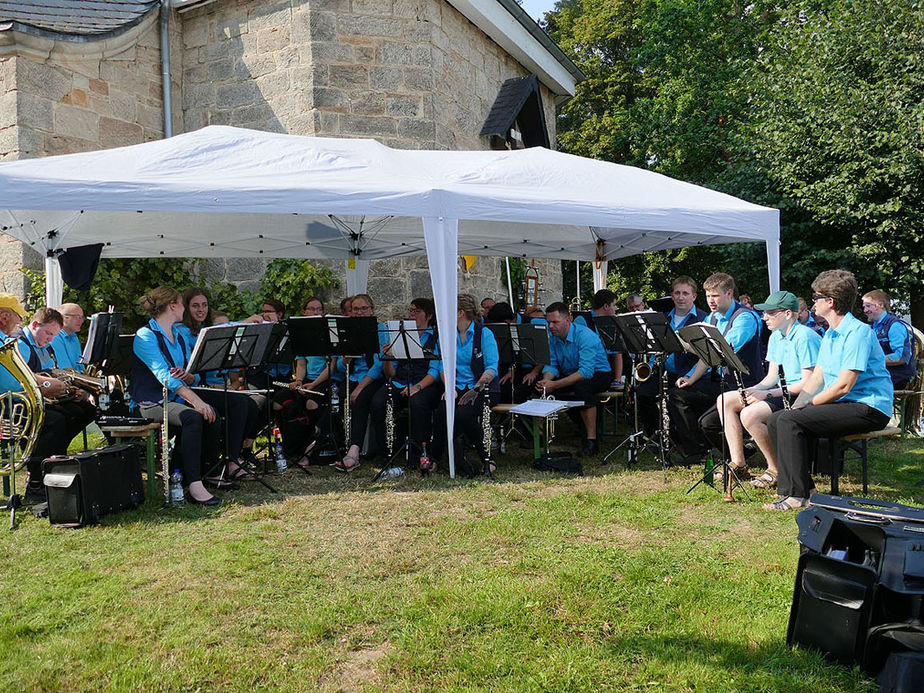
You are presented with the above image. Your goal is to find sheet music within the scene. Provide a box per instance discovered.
[510,399,585,417]
[80,314,99,365]
[386,320,426,359]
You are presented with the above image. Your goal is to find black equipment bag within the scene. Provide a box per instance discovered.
[533,451,583,475]
[43,444,144,527]
[789,495,924,675]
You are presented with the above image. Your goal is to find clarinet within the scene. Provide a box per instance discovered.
[161,379,171,506]
[778,364,792,410]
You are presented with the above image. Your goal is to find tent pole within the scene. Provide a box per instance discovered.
[505,257,514,306]
[576,261,580,306]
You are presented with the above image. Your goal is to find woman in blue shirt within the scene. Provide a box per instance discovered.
[766,270,892,510]
[131,286,252,505]
[430,294,499,477]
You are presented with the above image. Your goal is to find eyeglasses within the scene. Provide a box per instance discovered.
[763,309,783,317]
[352,305,372,313]
[812,293,832,302]
[408,307,424,314]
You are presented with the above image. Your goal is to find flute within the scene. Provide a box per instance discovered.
[272,380,323,396]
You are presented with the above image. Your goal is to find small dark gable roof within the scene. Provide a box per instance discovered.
[0,0,160,40]
[480,74,550,149]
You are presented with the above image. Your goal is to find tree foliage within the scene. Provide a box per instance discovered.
[546,0,923,325]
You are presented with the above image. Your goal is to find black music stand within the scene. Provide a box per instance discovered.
[374,321,438,480]
[605,312,684,477]
[678,323,752,500]
[188,322,278,493]
[80,311,123,368]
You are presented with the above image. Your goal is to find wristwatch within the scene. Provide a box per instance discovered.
[41,380,51,389]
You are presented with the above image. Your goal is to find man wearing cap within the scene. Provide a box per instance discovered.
[50,302,87,372]
[0,293,27,342]
[701,291,822,488]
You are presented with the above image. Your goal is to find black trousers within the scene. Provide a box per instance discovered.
[768,402,890,498]
[346,378,385,450]
[667,380,720,456]
[430,388,489,471]
[554,371,613,408]
[370,383,442,457]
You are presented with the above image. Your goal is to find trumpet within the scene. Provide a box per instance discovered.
[633,361,652,382]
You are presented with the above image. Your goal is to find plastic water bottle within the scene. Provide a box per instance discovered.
[381,466,404,479]
[331,386,340,413]
[98,391,110,410]
[498,426,507,454]
[275,441,287,474]
[419,443,429,470]
[169,469,185,505]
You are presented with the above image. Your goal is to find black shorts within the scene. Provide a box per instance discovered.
[764,396,789,413]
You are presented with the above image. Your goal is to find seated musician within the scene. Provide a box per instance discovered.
[334,293,386,472]
[480,297,496,315]
[245,299,293,389]
[486,301,543,404]
[537,302,613,458]
[668,273,764,467]
[181,287,263,473]
[0,300,83,502]
[339,296,352,315]
[862,289,916,389]
[49,303,86,372]
[371,297,442,470]
[797,297,826,336]
[430,294,498,476]
[765,270,893,510]
[574,289,625,387]
[626,293,647,313]
[131,287,253,504]
[636,275,708,440]
[702,291,821,489]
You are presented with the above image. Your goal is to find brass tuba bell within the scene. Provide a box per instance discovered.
[0,339,45,477]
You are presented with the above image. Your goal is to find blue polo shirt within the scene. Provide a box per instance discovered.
[666,307,707,376]
[543,322,611,380]
[175,324,227,386]
[0,329,24,392]
[434,321,499,389]
[18,328,56,371]
[816,311,892,416]
[710,302,760,352]
[766,321,821,384]
[51,330,85,371]
[133,319,199,402]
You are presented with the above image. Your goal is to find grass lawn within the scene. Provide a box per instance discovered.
[2,422,922,692]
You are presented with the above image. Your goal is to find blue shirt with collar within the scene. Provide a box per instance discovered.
[175,324,227,386]
[51,330,85,371]
[710,302,760,352]
[543,322,611,380]
[816,311,892,416]
[133,318,199,402]
[766,321,821,384]
[18,328,56,371]
[0,329,24,392]
[666,306,707,376]
[434,321,499,389]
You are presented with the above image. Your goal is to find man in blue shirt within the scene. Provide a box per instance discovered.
[862,289,916,388]
[49,303,86,372]
[701,291,821,488]
[766,270,893,510]
[668,273,763,466]
[538,302,613,457]
[574,289,625,385]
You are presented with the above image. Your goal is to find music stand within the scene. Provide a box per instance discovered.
[678,323,752,501]
[374,321,437,480]
[605,312,684,476]
[81,311,124,368]
[188,322,278,493]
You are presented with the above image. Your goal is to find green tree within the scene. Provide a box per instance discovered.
[749,0,924,324]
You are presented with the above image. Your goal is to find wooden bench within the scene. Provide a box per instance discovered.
[98,422,161,500]
[827,426,901,495]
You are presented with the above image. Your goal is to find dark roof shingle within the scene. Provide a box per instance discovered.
[0,0,160,40]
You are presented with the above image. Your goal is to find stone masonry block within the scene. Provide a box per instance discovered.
[329,64,368,89]
[350,91,385,115]
[17,59,72,101]
[99,117,143,148]
[353,45,376,63]
[54,103,98,140]
[257,25,291,53]
[17,92,53,132]
[308,11,337,42]
[340,114,396,137]
[309,42,354,64]
[235,53,277,80]
[182,82,215,110]
[248,1,292,34]
[339,15,405,39]
[183,20,209,49]
[311,87,350,110]
[89,78,109,95]
[370,66,402,91]
[231,102,275,126]
[403,66,433,91]
[397,117,434,140]
[394,0,425,19]
[381,42,432,67]
[207,59,234,81]
[385,95,419,117]
[352,0,393,16]
[217,81,261,109]
[256,70,291,96]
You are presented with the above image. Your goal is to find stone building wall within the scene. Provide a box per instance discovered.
[178,0,563,316]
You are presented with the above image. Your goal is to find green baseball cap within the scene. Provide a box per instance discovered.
[754,291,799,313]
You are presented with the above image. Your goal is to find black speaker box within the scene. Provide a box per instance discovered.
[42,444,144,527]
[789,495,924,675]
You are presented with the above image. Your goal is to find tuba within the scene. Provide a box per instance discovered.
[0,339,45,477]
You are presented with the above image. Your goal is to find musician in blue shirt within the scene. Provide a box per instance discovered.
[49,303,86,371]
[668,273,763,466]
[766,270,893,510]
[430,294,499,476]
[862,289,916,388]
[538,302,613,458]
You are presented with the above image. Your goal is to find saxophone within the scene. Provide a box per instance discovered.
[0,339,45,477]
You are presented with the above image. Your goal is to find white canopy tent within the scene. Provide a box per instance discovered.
[0,126,780,476]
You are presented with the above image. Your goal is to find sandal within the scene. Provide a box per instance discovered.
[333,455,360,473]
[750,471,777,489]
[295,441,317,470]
[226,465,250,481]
[763,495,810,511]
[714,464,750,481]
